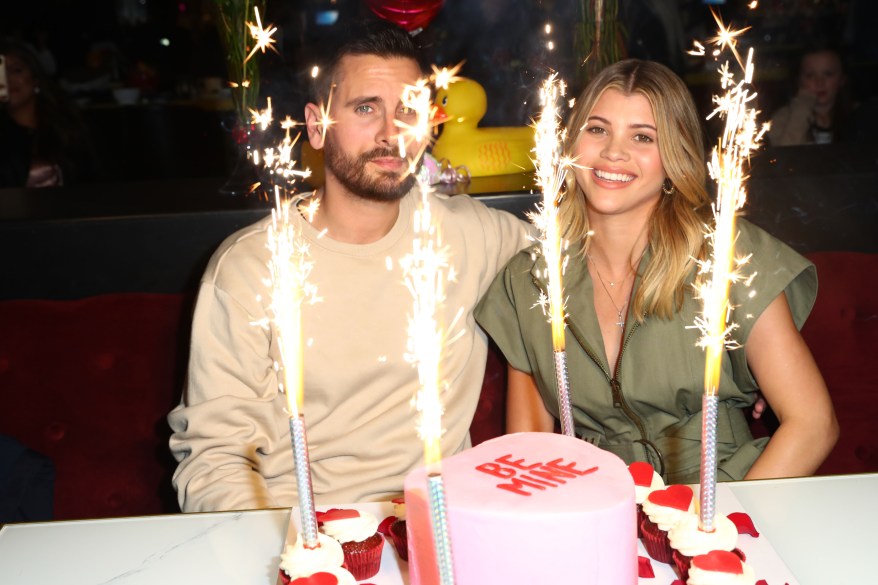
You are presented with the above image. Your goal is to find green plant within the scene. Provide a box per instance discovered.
[211,0,268,126]
[576,0,627,86]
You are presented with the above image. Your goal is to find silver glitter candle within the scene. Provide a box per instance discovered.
[289,415,319,548]
[427,472,455,585]
[553,349,575,437]
[698,394,719,532]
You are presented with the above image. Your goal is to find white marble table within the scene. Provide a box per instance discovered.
[1,473,874,585]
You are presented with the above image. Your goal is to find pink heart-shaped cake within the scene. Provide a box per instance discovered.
[316,508,360,523]
[691,550,744,574]
[628,462,655,487]
[290,572,339,585]
[646,484,693,510]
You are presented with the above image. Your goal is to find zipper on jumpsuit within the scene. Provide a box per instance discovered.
[566,318,665,476]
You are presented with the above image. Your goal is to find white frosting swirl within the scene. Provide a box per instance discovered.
[633,470,665,504]
[320,510,379,544]
[687,558,756,585]
[279,532,348,579]
[669,512,738,557]
[641,489,695,531]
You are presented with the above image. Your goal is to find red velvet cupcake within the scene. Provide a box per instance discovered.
[317,508,384,580]
[668,512,741,581]
[389,497,408,561]
[628,461,664,538]
[639,484,695,564]
[277,531,356,584]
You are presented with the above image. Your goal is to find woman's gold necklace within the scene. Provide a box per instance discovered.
[587,254,634,329]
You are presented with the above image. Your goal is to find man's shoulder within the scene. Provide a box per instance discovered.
[423,191,534,233]
[202,212,274,283]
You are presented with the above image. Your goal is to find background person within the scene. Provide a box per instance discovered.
[0,39,97,188]
[769,44,855,146]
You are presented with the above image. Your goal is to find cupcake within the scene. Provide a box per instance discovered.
[317,508,384,580]
[278,531,357,585]
[686,549,756,585]
[389,496,408,561]
[640,484,695,564]
[628,461,665,538]
[668,512,740,581]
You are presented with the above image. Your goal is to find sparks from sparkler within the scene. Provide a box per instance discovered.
[245,7,278,63]
[527,73,582,438]
[398,69,461,585]
[691,10,768,534]
[397,67,466,468]
[530,74,573,352]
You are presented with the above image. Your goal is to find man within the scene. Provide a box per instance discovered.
[168,22,533,512]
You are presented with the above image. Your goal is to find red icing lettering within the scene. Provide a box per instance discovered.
[496,476,549,496]
[483,453,601,496]
[495,454,542,470]
[529,466,578,484]
[520,473,557,486]
[545,458,598,476]
[475,462,516,479]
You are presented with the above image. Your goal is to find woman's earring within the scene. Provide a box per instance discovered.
[661,178,676,196]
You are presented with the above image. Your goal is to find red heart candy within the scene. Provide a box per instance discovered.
[637,555,655,578]
[728,512,760,537]
[646,484,693,511]
[289,572,339,585]
[691,550,744,574]
[316,509,360,523]
[628,462,655,487]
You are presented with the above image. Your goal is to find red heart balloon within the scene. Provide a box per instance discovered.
[691,550,744,574]
[364,0,444,32]
[290,572,339,585]
[628,461,655,487]
[316,508,360,523]
[646,484,693,510]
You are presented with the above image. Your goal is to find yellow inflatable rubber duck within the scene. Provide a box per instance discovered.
[431,77,535,177]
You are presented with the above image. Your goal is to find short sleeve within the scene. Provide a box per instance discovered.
[474,250,539,374]
[726,219,817,391]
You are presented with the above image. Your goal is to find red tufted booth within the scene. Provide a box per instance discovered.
[802,252,878,475]
[0,293,190,520]
[1,251,875,520]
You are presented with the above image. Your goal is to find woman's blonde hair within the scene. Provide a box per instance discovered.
[561,59,711,319]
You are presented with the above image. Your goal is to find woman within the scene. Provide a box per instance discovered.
[475,59,837,483]
[769,45,853,146]
[0,40,96,187]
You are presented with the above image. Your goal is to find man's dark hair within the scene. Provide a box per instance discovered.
[310,20,425,104]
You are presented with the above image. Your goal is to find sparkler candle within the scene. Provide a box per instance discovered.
[399,75,459,585]
[266,187,321,549]
[532,74,575,437]
[694,12,767,533]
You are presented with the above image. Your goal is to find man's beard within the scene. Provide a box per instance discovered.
[323,139,416,202]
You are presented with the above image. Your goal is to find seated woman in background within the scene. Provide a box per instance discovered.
[475,59,838,484]
[769,44,855,146]
[0,39,97,188]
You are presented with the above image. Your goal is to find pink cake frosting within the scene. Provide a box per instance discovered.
[404,432,637,585]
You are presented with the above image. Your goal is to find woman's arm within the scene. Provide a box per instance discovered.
[743,292,839,479]
[506,365,555,433]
